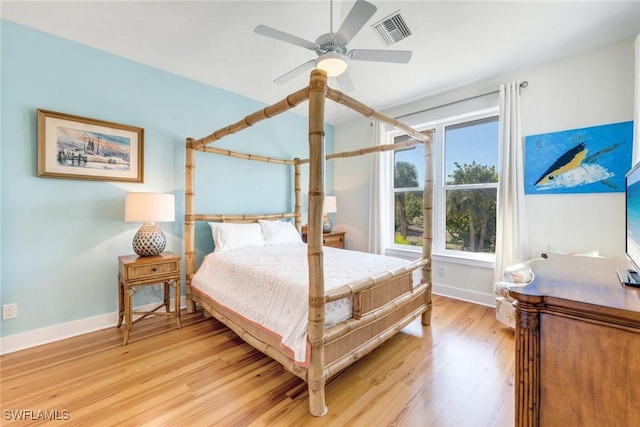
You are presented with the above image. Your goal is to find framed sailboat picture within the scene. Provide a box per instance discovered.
[37,109,144,182]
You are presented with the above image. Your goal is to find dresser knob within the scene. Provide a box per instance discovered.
[151,266,158,272]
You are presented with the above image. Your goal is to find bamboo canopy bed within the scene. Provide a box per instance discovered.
[185,69,434,416]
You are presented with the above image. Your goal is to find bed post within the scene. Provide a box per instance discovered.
[294,159,302,232]
[185,138,196,313]
[307,69,328,417]
[422,131,434,325]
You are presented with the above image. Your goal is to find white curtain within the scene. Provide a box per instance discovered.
[494,81,529,282]
[369,121,391,254]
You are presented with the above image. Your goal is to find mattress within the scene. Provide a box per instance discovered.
[191,242,421,364]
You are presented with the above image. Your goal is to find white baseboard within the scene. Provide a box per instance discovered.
[432,282,495,307]
[0,297,187,355]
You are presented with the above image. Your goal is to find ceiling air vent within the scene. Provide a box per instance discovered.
[371,11,412,47]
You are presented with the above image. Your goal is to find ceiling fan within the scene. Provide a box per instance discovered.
[254,0,412,92]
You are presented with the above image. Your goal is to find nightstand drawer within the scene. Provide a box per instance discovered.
[118,252,180,281]
[301,230,346,249]
[127,260,179,280]
[322,233,344,248]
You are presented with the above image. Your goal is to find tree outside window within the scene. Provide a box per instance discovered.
[445,162,498,252]
[393,136,425,247]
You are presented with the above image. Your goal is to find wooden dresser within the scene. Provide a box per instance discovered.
[509,254,640,426]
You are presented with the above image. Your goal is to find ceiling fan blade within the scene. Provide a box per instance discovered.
[254,25,318,51]
[336,71,355,93]
[274,60,317,84]
[348,49,412,63]
[334,0,377,46]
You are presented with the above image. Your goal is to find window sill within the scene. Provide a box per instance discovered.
[385,247,495,269]
[432,252,495,269]
[385,247,423,261]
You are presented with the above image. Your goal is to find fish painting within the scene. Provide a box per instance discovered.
[534,142,621,190]
[524,121,633,195]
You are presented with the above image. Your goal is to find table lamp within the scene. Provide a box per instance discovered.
[125,192,175,256]
[322,196,337,233]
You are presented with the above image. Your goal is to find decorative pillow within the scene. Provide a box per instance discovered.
[546,245,599,257]
[258,220,302,245]
[503,262,536,284]
[208,222,265,252]
[503,255,548,283]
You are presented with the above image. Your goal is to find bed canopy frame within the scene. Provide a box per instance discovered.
[185,69,434,416]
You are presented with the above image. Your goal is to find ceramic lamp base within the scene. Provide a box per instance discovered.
[322,215,333,233]
[132,223,166,256]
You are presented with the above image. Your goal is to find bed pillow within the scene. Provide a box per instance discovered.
[258,220,302,245]
[208,222,266,252]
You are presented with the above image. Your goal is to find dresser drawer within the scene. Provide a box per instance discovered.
[126,260,179,280]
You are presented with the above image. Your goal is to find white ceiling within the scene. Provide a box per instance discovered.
[2,1,640,124]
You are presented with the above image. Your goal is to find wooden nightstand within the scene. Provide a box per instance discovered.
[117,251,182,345]
[302,230,346,249]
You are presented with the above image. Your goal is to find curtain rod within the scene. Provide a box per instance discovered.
[395,80,528,120]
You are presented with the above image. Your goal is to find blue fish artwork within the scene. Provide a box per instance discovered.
[525,121,633,194]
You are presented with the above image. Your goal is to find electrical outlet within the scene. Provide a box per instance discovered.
[2,303,18,320]
[438,266,446,277]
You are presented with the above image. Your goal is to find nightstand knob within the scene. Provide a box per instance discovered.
[151,266,158,272]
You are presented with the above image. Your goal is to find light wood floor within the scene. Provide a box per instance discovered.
[1,295,515,426]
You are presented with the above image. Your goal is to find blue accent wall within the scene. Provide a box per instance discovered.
[0,20,333,337]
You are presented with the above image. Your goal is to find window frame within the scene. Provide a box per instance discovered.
[386,106,499,266]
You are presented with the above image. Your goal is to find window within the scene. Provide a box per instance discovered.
[393,134,425,247]
[443,117,499,254]
[388,106,499,263]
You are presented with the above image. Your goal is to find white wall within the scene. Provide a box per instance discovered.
[332,119,374,251]
[334,37,636,305]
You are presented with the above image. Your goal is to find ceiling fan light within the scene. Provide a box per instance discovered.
[316,52,348,77]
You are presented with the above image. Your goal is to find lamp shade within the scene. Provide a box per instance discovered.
[316,52,348,77]
[125,193,175,223]
[323,196,337,214]
[125,193,174,257]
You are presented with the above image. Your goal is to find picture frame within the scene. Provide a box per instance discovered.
[37,109,144,182]
[524,121,633,194]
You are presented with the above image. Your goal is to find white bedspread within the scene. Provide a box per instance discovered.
[191,242,421,364]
